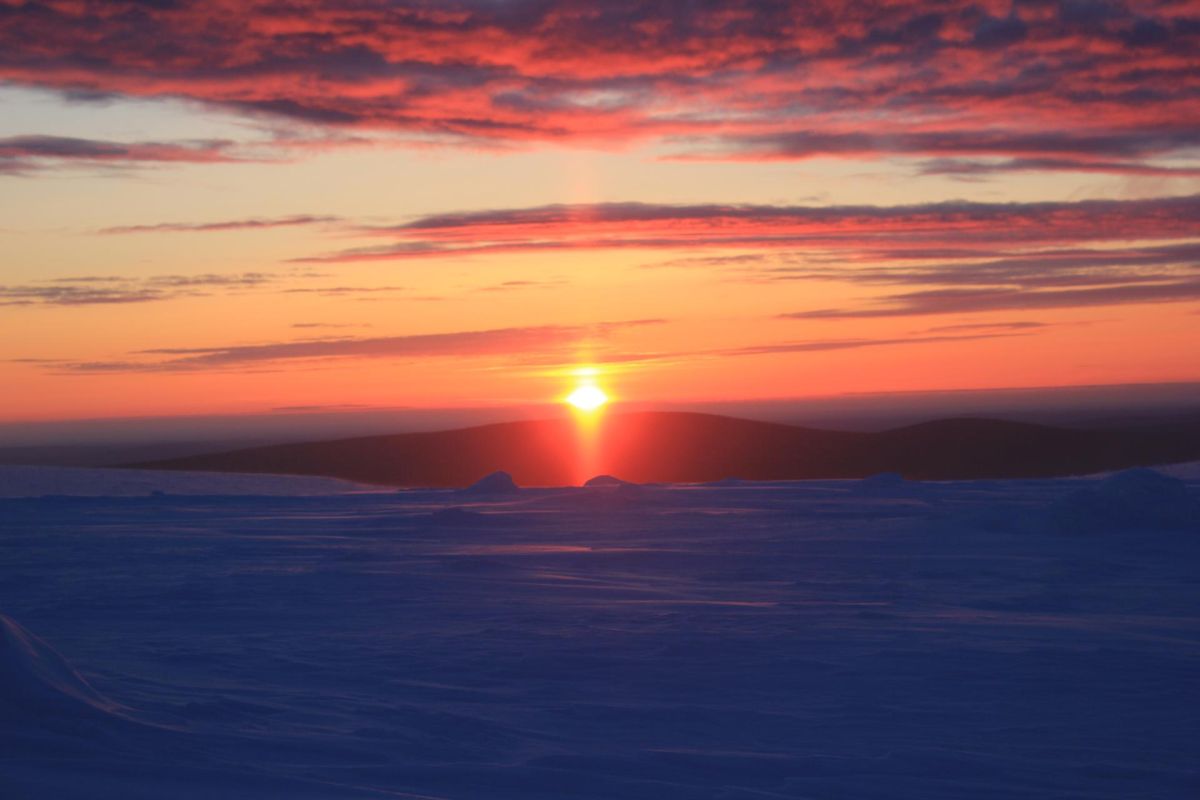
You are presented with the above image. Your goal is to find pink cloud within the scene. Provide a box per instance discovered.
[0,1,1195,172]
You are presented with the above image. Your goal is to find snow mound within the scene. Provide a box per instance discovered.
[0,613,119,719]
[1050,468,1200,533]
[583,474,635,488]
[459,471,520,496]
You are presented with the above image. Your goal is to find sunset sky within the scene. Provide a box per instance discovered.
[1,0,1198,424]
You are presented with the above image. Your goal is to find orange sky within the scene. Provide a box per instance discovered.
[1,2,1198,424]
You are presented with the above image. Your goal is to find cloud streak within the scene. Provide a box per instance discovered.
[661,238,1200,319]
[690,129,1200,176]
[0,273,277,307]
[283,195,1200,318]
[99,215,339,235]
[712,242,1200,288]
[721,330,1032,357]
[301,196,1200,263]
[489,328,1040,370]
[783,279,1200,320]
[0,134,241,175]
[55,320,663,372]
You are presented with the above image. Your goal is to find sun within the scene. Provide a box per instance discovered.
[566,385,608,412]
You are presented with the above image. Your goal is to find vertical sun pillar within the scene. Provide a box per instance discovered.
[564,370,609,486]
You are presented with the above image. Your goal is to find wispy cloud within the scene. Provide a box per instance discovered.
[290,322,370,330]
[655,239,1200,319]
[474,279,569,293]
[54,320,664,372]
[784,280,1200,320]
[707,242,1200,288]
[917,157,1200,179]
[0,273,277,307]
[922,321,1050,334]
[721,330,1032,357]
[686,241,1200,318]
[280,286,411,298]
[0,134,242,175]
[506,327,1041,370]
[99,215,339,235]
[299,196,1200,263]
[691,130,1200,176]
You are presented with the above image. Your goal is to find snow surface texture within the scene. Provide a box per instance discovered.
[0,467,1197,798]
[0,614,120,719]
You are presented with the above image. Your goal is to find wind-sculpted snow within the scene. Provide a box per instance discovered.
[0,614,120,720]
[0,470,1197,798]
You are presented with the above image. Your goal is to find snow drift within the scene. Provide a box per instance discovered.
[0,614,118,719]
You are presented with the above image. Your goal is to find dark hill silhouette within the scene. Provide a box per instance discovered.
[130,412,1200,487]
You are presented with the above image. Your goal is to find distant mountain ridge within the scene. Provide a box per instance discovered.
[131,412,1200,487]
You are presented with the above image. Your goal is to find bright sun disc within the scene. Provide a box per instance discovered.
[566,385,608,411]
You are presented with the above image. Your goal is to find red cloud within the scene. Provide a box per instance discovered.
[0,1,1196,171]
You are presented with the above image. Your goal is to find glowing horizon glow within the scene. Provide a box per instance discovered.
[566,384,608,412]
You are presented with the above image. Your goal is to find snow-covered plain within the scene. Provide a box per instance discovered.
[0,464,378,498]
[1,467,1198,798]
